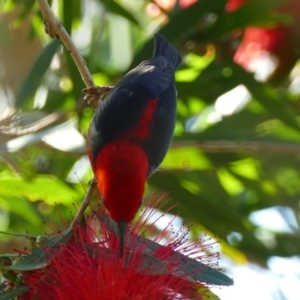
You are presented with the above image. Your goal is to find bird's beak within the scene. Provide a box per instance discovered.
[117,221,128,258]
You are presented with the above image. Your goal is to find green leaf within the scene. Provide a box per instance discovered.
[200,288,221,300]
[168,252,233,286]
[100,216,232,284]
[134,253,167,276]
[0,175,82,205]
[0,196,41,225]
[125,230,233,286]
[0,286,29,300]
[62,0,82,34]
[97,0,139,25]
[8,228,73,271]
[83,242,167,275]
[15,40,60,108]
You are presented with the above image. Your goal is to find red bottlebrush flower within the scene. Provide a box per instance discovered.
[233,27,288,70]
[178,0,249,11]
[231,0,300,81]
[225,0,247,12]
[153,0,247,11]
[18,195,232,300]
[153,0,197,11]
[179,0,197,9]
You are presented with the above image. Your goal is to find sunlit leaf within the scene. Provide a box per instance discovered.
[0,196,41,224]
[0,175,82,205]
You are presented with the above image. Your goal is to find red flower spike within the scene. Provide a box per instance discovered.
[20,195,232,300]
[226,0,247,12]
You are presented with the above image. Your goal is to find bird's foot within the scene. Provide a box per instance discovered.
[83,85,114,108]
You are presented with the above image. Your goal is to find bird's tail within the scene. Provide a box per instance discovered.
[153,34,182,70]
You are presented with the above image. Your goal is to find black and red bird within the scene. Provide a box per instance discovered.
[87,34,181,256]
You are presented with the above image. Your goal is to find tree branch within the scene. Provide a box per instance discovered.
[172,140,300,154]
[36,0,94,88]
[70,179,97,228]
[36,0,99,224]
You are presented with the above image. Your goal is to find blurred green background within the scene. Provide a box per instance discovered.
[1,0,300,298]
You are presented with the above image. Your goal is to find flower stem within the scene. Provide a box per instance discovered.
[70,180,97,228]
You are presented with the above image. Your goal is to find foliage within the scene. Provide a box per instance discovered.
[0,0,299,282]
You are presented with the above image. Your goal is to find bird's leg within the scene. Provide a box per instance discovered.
[83,86,114,108]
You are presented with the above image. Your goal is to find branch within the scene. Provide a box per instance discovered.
[36,0,94,88]
[172,140,300,154]
[37,0,114,107]
[36,1,100,222]
[1,112,64,135]
[70,179,97,228]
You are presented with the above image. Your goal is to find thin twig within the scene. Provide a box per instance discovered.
[36,0,114,107]
[0,231,38,238]
[70,180,97,228]
[36,1,100,225]
[35,1,107,225]
[1,112,64,135]
[36,0,94,88]
[172,140,300,154]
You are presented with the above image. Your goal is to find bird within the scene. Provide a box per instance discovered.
[87,34,181,257]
